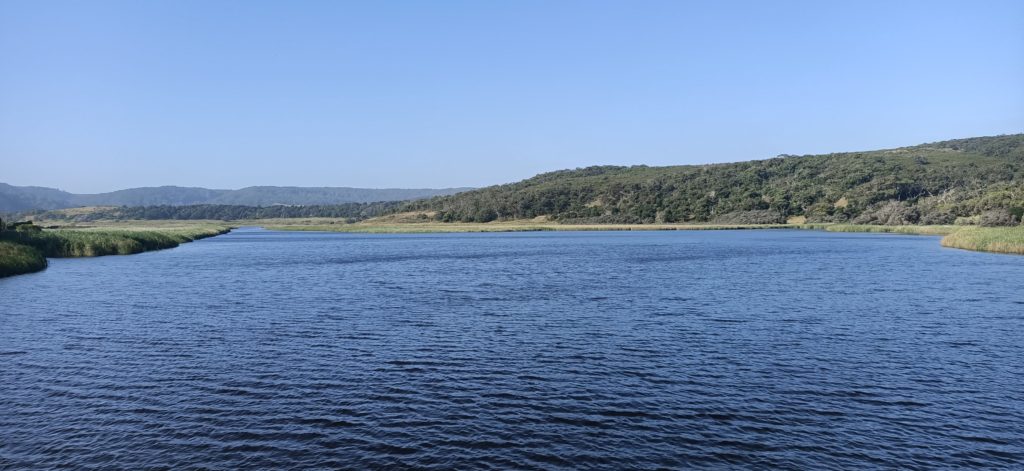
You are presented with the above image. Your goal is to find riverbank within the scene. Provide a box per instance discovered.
[9,217,1024,261]
[264,221,800,233]
[0,224,231,278]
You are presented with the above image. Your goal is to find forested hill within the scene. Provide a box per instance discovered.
[404,135,1024,225]
[0,184,471,212]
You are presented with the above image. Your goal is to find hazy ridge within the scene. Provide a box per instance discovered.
[0,184,471,212]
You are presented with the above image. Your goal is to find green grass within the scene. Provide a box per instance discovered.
[0,226,230,259]
[940,226,1024,255]
[0,241,47,278]
[806,224,958,236]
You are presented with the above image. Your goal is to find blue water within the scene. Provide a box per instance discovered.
[1,229,1022,469]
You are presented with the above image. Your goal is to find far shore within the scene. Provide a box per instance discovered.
[7,219,1023,272]
[257,220,1021,255]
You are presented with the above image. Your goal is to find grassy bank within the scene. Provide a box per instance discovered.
[0,224,231,277]
[1,226,230,257]
[0,241,47,278]
[806,224,958,236]
[939,226,1024,254]
[807,224,1024,255]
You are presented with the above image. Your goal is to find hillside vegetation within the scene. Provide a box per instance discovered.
[404,135,1024,225]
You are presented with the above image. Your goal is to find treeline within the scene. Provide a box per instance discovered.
[18,202,403,222]
[403,134,1024,225]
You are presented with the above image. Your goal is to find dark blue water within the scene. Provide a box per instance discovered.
[1,229,1022,469]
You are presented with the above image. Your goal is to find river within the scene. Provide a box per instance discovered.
[1,229,1022,469]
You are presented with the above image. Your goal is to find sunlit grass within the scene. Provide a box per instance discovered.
[0,226,230,258]
[811,224,958,236]
[0,241,47,278]
[940,226,1024,255]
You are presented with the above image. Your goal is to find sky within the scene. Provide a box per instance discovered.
[1,1,1022,193]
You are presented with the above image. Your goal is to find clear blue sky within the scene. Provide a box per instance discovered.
[1,0,1022,193]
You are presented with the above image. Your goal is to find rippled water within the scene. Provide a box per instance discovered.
[1,229,1022,469]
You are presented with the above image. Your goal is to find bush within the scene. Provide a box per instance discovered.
[979,209,1019,227]
[852,201,920,225]
[711,210,787,224]
[1010,207,1024,221]
[13,222,42,232]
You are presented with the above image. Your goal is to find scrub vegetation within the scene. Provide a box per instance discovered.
[403,134,1024,225]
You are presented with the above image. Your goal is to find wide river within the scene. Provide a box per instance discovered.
[1,229,1022,469]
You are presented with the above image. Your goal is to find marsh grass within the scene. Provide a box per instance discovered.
[810,224,958,236]
[0,241,47,278]
[940,226,1024,255]
[0,226,230,258]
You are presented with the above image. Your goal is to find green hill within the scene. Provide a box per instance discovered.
[405,134,1024,225]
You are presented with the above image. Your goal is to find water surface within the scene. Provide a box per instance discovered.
[2,229,1022,469]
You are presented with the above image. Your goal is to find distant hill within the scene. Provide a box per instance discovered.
[404,134,1024,225]
[203,186,472,206]
[0,184,471,212]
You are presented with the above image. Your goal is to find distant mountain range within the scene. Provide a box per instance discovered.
[0,184,471,212]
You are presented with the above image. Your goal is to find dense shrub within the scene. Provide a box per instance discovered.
[979,209,1019,227]
[711,210,787,224]
[954,215,981,226]
[852,201,920,225]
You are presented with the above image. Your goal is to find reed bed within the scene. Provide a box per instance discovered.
[809,224,958,236]
[940,226,1024,255]
[0,226,230,258]
[0,241,47,278]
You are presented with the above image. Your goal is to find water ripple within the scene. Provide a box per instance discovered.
[1,229,1022,469]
